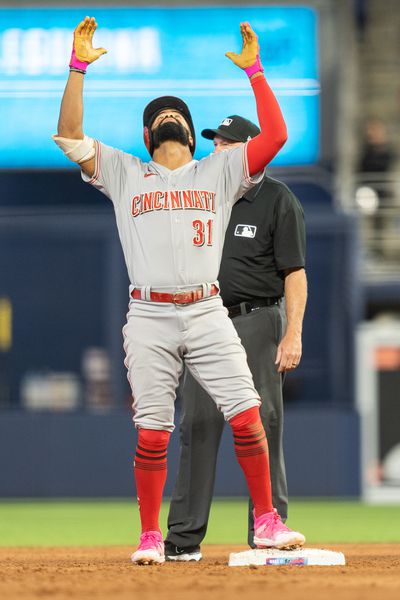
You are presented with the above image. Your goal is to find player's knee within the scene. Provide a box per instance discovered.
[229,406,262,430]
[138,428,171,450]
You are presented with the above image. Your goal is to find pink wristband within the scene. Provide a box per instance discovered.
[244,54,264,78]
[69,47,89,73]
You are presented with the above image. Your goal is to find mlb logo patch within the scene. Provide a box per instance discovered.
[234,224,257,238]
[221,118,233,127]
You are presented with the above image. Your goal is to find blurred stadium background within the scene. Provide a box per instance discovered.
[1,0,400,538]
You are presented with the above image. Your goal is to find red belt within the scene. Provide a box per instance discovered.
[131,284,219,305]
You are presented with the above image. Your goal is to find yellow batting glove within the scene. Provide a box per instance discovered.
[69,16,107,73]
[226,22,264,78]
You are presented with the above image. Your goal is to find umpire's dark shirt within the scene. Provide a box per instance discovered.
[218,175,306,307]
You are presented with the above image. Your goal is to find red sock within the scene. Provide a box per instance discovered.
[229,406,273,517]
[134,428,170,533]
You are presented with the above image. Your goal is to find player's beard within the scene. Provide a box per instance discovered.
[152,121,190,149]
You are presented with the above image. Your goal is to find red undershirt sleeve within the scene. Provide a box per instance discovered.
[246,75,288,177]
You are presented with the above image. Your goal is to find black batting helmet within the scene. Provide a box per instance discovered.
[143,96,196,156]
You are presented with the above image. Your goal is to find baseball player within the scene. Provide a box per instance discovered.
[165,115,307,561]
[53,16,305,565]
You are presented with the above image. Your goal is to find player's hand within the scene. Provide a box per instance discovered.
[275,332,302,373]
[225,22,259,69]
[73,16,107,64]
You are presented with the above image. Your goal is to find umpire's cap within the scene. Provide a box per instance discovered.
[202,115,260,143]
[143,96,196,155]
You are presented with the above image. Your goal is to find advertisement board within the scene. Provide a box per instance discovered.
[0,6,319,168]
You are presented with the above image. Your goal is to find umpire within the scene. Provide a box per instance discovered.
[165,115,307,561]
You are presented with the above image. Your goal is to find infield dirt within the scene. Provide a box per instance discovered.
[1,544,399,600]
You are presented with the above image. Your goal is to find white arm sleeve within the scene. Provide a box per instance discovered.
[52,134,95,164]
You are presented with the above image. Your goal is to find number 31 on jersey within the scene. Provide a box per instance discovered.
[192,219,213,247]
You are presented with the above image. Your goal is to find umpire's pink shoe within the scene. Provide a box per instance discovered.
[253,509,305,550]
[131,531,165,565]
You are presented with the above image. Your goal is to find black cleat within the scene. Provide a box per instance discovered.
[164,541,202,562]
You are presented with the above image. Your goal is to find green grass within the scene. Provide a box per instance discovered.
[0,499,399,547]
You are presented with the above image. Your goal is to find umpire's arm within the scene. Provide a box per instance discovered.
[275,268,308,373]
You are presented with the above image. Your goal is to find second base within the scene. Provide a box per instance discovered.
[228,547,345,567]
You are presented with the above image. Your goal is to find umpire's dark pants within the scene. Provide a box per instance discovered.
[166,300,288,549]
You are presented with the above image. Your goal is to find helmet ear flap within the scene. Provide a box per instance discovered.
[143,126,151,152]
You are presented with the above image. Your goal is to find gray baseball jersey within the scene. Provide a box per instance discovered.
[82,141,263,430]
[82,140,262,288]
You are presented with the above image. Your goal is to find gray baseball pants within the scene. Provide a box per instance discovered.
[123,294,261,432]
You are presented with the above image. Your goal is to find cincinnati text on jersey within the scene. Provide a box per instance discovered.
[131,189,216,218]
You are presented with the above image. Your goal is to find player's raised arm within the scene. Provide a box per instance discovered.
[226,23,288,176]
[53,17,107,177]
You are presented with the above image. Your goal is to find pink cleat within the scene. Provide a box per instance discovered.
[131,531,165,565]
[253,509,305,550]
